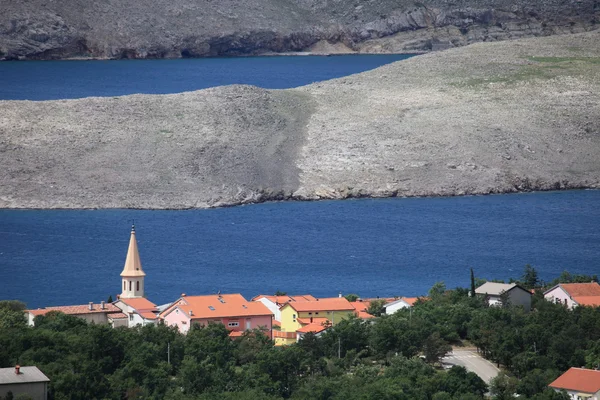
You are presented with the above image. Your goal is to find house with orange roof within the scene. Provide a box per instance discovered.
[548,367,600,399]
[159,294,273,336]
[350,301,375,319]
[277,297,355,345]
[26,301,123,327]
[252,294,316,321]
[544,282,600,309]
[384,297,422,315]
[113,297,159,327]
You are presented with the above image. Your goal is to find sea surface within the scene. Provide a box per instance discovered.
[0,54,413,100]
[1,191,599,309]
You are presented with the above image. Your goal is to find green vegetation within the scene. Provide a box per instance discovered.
[1,268,598,400]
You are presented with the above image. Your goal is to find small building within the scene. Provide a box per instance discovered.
[277,297,355,345]
[548,367,600,399]
[160,294,273,336]
[543,282,600,309]
[296,321,329,341]
[252,294,316,322]
[475,282,532,312]
[0,366,50,400]
[113,297,159,327]
[26,301,122,326]
[384,297,421,315]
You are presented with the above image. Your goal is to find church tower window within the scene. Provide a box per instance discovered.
[137,281,140,291]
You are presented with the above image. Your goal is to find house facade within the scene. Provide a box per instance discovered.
[26,302,122,326]
[544,282,600,309]
[384,297,420,315]
[548,367,600,399]
[0,366,50,400]
[252,294,316,321]
[277,298,355,345]
[475,282,532,311]
[160,294,273,335]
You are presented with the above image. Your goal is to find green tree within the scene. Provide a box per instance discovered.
[489,372,518,400]
[366,299,386,317]
[274,290,287,296]
[470,268,476,297]
[107,295,114,303]
[422,332,451,364]
[522,264,539,289]
[344,294,359,302]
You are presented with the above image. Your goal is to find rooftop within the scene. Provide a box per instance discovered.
[297,323,328,334]
[559,282,600,297]
[282,297,354,312]
[118,297,157,311]
[27,303,121,316]
[475,282,530,296]
[162,294,273,319]
[548,367,600,393]
[0,366,50,384]
[252,294,317,304]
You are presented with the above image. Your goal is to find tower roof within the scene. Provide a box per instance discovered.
[120,226,146,277]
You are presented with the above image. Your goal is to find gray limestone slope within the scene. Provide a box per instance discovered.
[0,31,599,209]
[0,0,598,60]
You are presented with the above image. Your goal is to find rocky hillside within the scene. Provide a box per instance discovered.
[1,31,599,209]
[0,0,598,60]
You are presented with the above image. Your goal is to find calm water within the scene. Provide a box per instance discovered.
[1,191,599,309]
[0,55,413,100]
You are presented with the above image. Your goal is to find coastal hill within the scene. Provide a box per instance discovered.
[0,0,598,60]
[0,31,599,209]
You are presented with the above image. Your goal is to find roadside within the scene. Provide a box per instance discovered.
[442,349,500,384]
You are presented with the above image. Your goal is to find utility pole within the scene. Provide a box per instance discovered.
[338,337,341,359]
[167,342,170,364]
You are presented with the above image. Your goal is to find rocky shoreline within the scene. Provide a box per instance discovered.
[1,0,598,61]
[1,32,599,210]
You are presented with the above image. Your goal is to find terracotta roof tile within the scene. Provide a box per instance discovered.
[560,283,600,297]
[107,313,128,319]
[27,303,121,316]
[297,317,329,325]
[228,331,245,338]
[548,367,600,393]
[283,298,354,312]
[297,323,328,334]
[252,294,317,305]
[573,296,600,307]
[118,297,157,311]
[162,294,273,319]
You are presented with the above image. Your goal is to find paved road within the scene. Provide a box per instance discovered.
[442,350,500,384]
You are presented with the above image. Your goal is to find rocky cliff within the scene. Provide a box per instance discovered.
[1,31,599,209]
[0,0,598,60]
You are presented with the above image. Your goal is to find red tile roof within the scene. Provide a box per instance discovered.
[573,296,600,307]
[297,323,328,334]
[559,283,600,297]
[350,301,375,319]
[27,303,121,316]
[162,294,273,319]
[272,320,281,327]
[549,367,600,393]
[273,330,297,339]
[297,317,329,325]
[252,294,317,305]
[283,297,354,312]
[228,331,245,338]
[107,312,128,319]
[401,297,420,306]
[118,297,157,311]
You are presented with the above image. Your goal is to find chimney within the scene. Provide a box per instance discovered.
[181,293,186,297]
[101,301,106,310]
[338,292,342,298]
[89,302,93,311]
[15,365,20,375]
[189,310,193,316]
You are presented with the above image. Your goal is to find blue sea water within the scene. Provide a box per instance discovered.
[1,191,599,309]
[0,54,413,100]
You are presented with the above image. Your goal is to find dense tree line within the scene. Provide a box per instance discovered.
[0,268,598,400]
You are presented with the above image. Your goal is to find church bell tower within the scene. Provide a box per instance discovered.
[120,225,146,299]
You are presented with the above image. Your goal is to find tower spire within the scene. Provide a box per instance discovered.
[120,226,146,298]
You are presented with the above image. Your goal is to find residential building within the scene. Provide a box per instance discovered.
[350,300,375,319]
[252,294,316,321]
[277,297,355,345]
[543,282,600,309]
[113,297,159,327]
[475,282,532,311]
[384,297,421,315]
[548,367,600,399]
[160,293,273,335]
[0,366,50,400]
[26,302,122,326]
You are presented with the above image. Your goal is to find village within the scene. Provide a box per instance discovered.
[2,226,600,400]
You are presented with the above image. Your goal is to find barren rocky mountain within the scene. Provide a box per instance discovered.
[0,0,598,60]
[1,31,599,209]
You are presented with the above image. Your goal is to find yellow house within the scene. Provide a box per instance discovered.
[276,298,355,345]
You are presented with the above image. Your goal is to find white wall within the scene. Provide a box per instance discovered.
[384,300,410,315]
[544,287,578,309]
[120,277,144,299]
[256,298,281,321]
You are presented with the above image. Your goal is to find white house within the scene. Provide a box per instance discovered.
[251,294,316,322]
[26,302,122,326]
[549,367,600,399]
[475,282,532,312]
[543,282,600,309]
[384,297,420,315]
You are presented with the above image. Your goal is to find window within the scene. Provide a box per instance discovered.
[308,312,312,315]
[293,314,296,319]
[315,312,319,315]
[129,314,133,321]
[123,281,126,291]
[137,281,140,291]
[129,281,132,291]
[228,321,239,327]
[208,306,215,311]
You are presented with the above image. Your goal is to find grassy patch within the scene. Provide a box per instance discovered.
[527,56,600,64]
